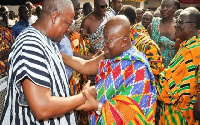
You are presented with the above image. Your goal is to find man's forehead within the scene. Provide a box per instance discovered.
[161,0,174,5]
[179,11,190,20]
[98,0,108,5]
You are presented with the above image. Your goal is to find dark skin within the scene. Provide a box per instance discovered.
[21,0,96,120]
[81,0,108,54]
[112,0,122,14]
[194,94,200,120]
[141,11,153,29]
[61,15,132,111]
[19,6,29,22]
[72,0,80,20]
[147,0,176,41]
[136,8,143,23]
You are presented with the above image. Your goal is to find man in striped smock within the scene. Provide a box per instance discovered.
[0,0,96,125]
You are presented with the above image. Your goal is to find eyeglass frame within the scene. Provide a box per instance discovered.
[104,36,125,44]
[99,4,108,9]
[176,19,194,27]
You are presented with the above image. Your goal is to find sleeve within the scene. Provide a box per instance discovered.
[13,40,51,106]
[144,40,164,76]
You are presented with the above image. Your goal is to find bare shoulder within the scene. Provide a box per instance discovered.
[82,12,96,26]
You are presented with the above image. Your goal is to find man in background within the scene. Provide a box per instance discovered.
[12,5,29,38]
[141,11,153,29]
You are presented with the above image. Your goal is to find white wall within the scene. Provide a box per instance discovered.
[80,0,94,8]
[6,5,19,12]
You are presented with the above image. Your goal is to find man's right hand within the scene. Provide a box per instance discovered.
[82,80,96,98]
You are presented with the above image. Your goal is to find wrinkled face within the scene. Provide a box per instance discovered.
[20,7,29,21]
[141,14,152,29]
[113,0,122,13]
[102,25,124,59]
[160,0,175,19]
[52,9,74,42]
[95,0,108,16]
[174,11,194,41]
[136,9,143,22]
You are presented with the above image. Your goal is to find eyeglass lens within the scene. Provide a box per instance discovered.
[100,5,108,9]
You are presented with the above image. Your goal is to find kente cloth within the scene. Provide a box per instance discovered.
[157,36,200,125]
[0,26,14,76]
[0,26,14,122]
[70,31,90,125]
[151,17,175,68]
[88,11,114,50]
[69,31,90,95]
[89,47,157,125]
[130,23,164,82]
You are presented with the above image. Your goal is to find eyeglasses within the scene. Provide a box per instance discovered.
[176,19,194,26]
[104,36,124,44]
[99,4,108,9]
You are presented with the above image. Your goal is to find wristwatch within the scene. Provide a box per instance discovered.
[95,102,103,115]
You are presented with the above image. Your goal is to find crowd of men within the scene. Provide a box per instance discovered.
[0,0,200,125]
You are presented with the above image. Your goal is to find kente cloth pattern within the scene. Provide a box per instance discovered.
[89,47,157,125]
[151,17,175,68]
[88,11,114,50]
[0,26,14,76]
[157,36,200,125]
[70,31,90,125]
[70,31,90,95]
[130,23,164,83]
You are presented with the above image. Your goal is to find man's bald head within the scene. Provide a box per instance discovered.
[104,15,130,38]
[103,15,132,59]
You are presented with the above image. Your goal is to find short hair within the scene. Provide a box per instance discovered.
[18,5,27,13]
[83,2,91,10]
[83,2,92,15]
[175,0,180,9]
[185,7,200,29]
[120,5,136,25]
[42,0,71,15]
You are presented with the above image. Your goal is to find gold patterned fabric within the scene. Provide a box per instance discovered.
[130,23,163,83]
[157,36,200,125]
[70,31,90,125]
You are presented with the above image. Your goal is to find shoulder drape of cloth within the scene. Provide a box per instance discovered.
[157,36,200,125]
[89,47,157,125]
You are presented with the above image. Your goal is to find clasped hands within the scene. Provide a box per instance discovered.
[76,80,99,111]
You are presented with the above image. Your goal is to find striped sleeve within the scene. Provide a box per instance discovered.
[12,35,51,106]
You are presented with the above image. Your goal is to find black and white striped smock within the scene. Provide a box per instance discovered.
[0,26,77,125]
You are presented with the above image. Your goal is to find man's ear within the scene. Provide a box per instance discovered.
[50,11,59,24]
[190,23,196,30]
[122,36,128,48]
